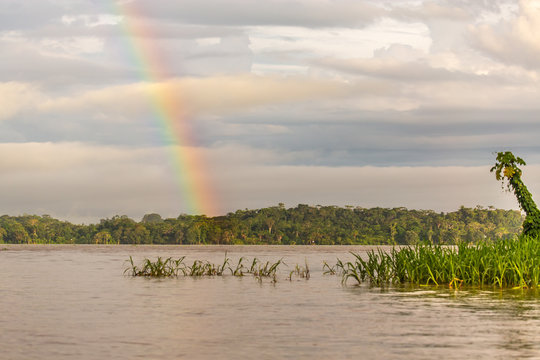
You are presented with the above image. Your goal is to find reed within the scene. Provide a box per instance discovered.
[336,236,540,289]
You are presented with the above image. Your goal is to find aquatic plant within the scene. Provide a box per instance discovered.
[230,257,246,276]
[125,254,285,282]
[491,151,540,237]
[125,256,186,277]
[251,259,283,283]
[322,259,345,275]
[336,237,540,289]
[289,260,310,280]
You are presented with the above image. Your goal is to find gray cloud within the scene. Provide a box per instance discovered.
[124,0,385,28]
[0,0,93,31]
[0,31,252,88]
[198,104,540,167]
[315,57,467,82]
[0,40,135,88]
[391,0,515,22]
[0,142,526,223]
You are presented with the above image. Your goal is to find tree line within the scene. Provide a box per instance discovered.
[0,204,523,245]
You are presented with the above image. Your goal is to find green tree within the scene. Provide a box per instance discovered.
[141,213,163,224]
[93,230,112,244]
[2,219,30,244]
[491,151,540,237]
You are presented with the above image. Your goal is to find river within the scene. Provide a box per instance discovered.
[2,245,540,359]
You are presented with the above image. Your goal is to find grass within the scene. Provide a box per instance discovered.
[126,237,540,289]
[289,260,310,281]
[125,256,186,277]
[125,253,285,282]
[335,236,540,289]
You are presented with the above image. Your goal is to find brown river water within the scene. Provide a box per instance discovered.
[2,244,540,359]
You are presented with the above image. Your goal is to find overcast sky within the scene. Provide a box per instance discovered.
[2,0,540,223]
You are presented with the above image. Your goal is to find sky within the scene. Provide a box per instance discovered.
[2,0,540,223]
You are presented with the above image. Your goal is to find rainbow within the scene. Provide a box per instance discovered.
[110,1,216,216]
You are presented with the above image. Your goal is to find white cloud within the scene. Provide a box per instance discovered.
[40,36,104,55]
[471,0,540,68]
[248,19,431,61]
[0,82,43,121]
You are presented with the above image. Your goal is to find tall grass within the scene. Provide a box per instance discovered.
[125,256,186,277]
[336,236,540,289]
[289,260,310,281]
[125,254,284,282]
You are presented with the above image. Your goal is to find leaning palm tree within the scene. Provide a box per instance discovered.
[491,151,540,237]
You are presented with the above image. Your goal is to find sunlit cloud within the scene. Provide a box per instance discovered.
[471,0,540,68]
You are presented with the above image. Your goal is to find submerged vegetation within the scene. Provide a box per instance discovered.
[125,254,289,283]
[0,205,522,245]
[126,237,540,289]
[334,237,540,289]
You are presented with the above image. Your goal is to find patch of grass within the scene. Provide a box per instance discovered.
[322,259,344,276]
[251,258,283,283]
[124,256,186,277]
[335,236,540,289]
[289,260,310,281]
[125,254,285,282]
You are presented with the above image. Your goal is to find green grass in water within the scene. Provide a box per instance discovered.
[336,236,540,289]
[125,253,285,282]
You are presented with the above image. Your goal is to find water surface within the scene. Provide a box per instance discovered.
[2,245,540,359]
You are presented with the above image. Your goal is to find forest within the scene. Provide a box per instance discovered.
[0,204,523,245]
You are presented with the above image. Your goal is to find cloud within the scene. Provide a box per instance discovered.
[316,57,462,82]
[38,74,352,117]
[0,82,43,121]
[215,163,525,214]
[391,1,473,22]
[191,144,531,215]
[4,68,540,168]
[0,33,135,87]
[123,0,385,28]
[471,0,540,69]
[0,19,252,85]
[247,19,432,64]
[0,1,90,31]
[0,142,183,223]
